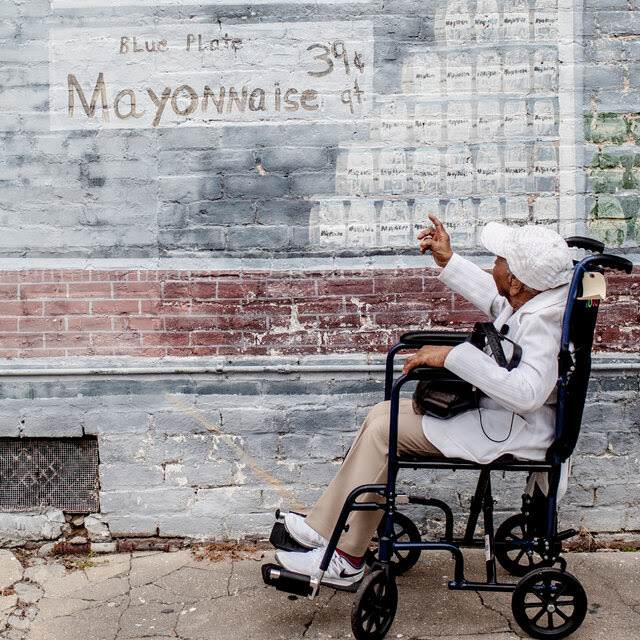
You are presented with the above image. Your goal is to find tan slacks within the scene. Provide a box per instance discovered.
[305,398,443,557]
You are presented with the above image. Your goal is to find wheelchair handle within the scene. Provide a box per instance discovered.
[565,236,605,253]
[561,252,633,353]
[587,253,633,275]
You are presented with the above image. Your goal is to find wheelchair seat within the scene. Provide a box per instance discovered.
[263,237,632,640]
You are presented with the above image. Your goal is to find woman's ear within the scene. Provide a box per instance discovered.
[508,273,524,297]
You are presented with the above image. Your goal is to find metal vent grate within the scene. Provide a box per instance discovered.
[0,437,99,512]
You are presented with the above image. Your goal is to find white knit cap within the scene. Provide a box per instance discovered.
[480,222,574,291]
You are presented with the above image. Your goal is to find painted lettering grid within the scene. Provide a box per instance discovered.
[10,0,640,269]
[311,0,570,253]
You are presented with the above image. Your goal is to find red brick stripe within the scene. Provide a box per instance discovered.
[0,268,634,358]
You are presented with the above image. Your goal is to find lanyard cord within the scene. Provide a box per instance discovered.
[478,407,516,443]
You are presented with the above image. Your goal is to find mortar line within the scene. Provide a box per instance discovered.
[0,359,635,377]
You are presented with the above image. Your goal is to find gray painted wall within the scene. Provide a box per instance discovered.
[0,356,637,541]
[1,0,639,543]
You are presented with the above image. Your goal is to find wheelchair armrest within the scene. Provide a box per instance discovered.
[400,330,469,346]
[384,340,465,401]
[405,366,462,382]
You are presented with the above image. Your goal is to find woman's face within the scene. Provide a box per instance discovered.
[492,256,512,299]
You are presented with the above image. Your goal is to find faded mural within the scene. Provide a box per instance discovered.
[51,23,374,129]
[310,0,567,251]
[40,0,587,260]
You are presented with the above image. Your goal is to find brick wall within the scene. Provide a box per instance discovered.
[584,1,640,247]
[1,0,640,542]
[0,363,636,540]
[0,266,637,359]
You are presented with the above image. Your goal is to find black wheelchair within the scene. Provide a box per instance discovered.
[263,237,633,640]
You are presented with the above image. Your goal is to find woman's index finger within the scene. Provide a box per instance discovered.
[428,213,445,230]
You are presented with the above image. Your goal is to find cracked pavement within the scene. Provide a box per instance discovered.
[0,548,638,640]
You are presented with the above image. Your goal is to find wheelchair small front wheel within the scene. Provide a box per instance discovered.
[368,512,421,575]
[351,569,398,640]
[511,567,587,639]
[496,514,547,577]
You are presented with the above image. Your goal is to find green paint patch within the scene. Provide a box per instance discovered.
[628,117,640,145]
[586,113,629,144]
[587,168,624,193]
[619,194,640,218]
[588,195,630,246]
[630,216,640,243]
[591,194,625,219]
[588,218,628,246]
[623,167,640,190]
[597,152,621,169]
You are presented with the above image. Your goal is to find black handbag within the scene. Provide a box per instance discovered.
[412,322,522,419]
[412,378,477,419]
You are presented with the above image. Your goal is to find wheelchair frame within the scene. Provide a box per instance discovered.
[263,238,632,640]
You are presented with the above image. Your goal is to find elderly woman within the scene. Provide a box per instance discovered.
[275,215,575,588]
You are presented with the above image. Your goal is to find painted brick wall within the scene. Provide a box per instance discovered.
[0,266,637,359]
[2,0,587,260]
[584,1,640,247]
[0,364,637,540]
[1,0,640,543]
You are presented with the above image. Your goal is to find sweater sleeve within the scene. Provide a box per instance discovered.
[438,253,508,321]
[443,305,563,414]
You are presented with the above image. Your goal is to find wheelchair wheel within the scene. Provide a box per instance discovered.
[511,567,587,639]
[351,569,398,640]
[368,512,422,575]
[495,514,547,577]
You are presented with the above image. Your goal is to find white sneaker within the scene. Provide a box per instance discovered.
[275,546,365,588]
[283,513,328,550]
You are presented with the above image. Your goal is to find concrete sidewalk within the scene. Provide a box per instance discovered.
[0,546,637,640]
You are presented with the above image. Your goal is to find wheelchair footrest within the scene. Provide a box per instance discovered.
[262,563,314,597]
[262,562,362,595]
[269,522,309,552]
